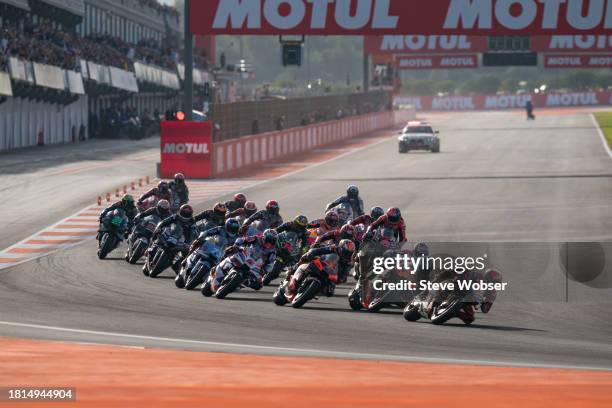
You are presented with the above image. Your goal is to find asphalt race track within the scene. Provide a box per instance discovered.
[1,111,612,370]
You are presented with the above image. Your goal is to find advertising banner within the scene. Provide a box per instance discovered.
[395,91,612,111]
[160,121,212,179]
[397,54,478,69]
[365,35,487,54]
[191,0,612,35]
[544,54,612,67]
[532,35,612,52]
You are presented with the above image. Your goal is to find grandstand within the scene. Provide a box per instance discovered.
[0,0,211,150]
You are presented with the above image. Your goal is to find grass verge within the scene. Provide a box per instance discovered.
[593,112,612,149]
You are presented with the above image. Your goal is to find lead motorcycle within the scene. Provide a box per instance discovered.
[403,269,502,325]
[125,215,159,264]
[145,224,190,278]
[175,233,226,290]
[97,209,129,260]
[201,246,265,299]
[273,253,339,309]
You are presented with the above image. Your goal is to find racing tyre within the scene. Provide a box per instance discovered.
[291,279,321,309]
[215,271,243,299]
[128,240,147,264]
[149,251,170,278]
[174,272,186,289]
[201,281,214,297]
[185,262,211,290]
[273,286,288,306]
[348,288,363,311]
[403,304,422,322]
[98,234,116,260]
[431,299,464,325]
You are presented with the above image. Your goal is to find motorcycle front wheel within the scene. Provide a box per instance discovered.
[402,304,422,322]
[215,270,243,299]
[128,240,148,264]
[291,279,321,309]
[149,250,170,278]
[431,299,464,325]
[98,233,116,260]
[185,261,211,290]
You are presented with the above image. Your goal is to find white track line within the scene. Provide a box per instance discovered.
[0,320,610,372]
[590,113,612,160]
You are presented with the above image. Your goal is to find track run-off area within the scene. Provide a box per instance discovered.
[1,109,612,407]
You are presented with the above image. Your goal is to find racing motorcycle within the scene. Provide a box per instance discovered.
[330,202,353,226]
[175,233,226,290]
[402,270,501,325]
[125,215,158,264]
[97,209,129,260]
[273,253,339,309]
[262,230,303,286]
[145,225,189,278]
[201,246,264,299]
[348,229,415,313]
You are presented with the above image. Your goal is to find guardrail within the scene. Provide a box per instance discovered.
[212,107,416,177]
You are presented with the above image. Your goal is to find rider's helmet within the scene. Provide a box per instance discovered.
[413,242,430,258]
[324,211,339,229]
[225,218,240,236]
[338,239,356,261]
[347,185,359,199]
[174,173,185,184]
[121,194,135,208]
[178,204,193,222]
[213,202,227,217]
[484,269,503,283]
[262,229,279,249]
[266,200,280,215]
[244,201,257,217]
[234,193,247,205]
[386,207,401,226]
[339,224,356,240]
[294,215,309,229]
[156,199,171,216]
[370,206,385,221]
[158,181,170,194]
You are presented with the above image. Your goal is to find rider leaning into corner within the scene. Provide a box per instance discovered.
[98,194,138,239]
[169,173,189,205]
[239,200,284,234]
[326,185,365,217]
[308,211,340,234]
[351,206,385,227]
[212,229,279,290]
[276,215,310,252]
[314,223,358,249]
[225,193,247,213]
[292,239,357,289]
[139,181,173,205]
[226,201,257,223]
[188,218,240,254]
[365,207,407,243]
[133,199,172,225]
[194,202,227,229]
[144,204,197,274]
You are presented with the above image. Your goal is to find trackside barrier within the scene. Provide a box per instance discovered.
[213,108,416,178]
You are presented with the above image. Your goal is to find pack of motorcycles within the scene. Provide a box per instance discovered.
[96,204,494,326]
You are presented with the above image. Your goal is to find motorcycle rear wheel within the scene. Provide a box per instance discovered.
[291,279,321,309]
[402,304,422,322]
[201,280,214,297]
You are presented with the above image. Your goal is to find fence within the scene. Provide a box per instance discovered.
[211,91,392,142]
[212,107,416,178]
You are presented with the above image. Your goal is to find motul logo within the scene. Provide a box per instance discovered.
[212,0,399,30]
[163,143,210,154]
[381,35,473,51]
[548,35,612,49]
[444,0,612,30]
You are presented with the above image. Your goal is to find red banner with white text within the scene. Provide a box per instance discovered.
[191,0,612,36]
[544,54,612,67]
[397,55,478,70]
[395,92,612,111]
[364,35,487,54]
[160,121,212,179]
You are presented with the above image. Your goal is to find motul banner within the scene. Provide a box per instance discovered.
[395,91,612,111]
[544,54,612,67]
[397,55,478,69]
[191,0,612,36]
[160,121,212,179]
[532,35,612,51]
[365,35,487,54]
